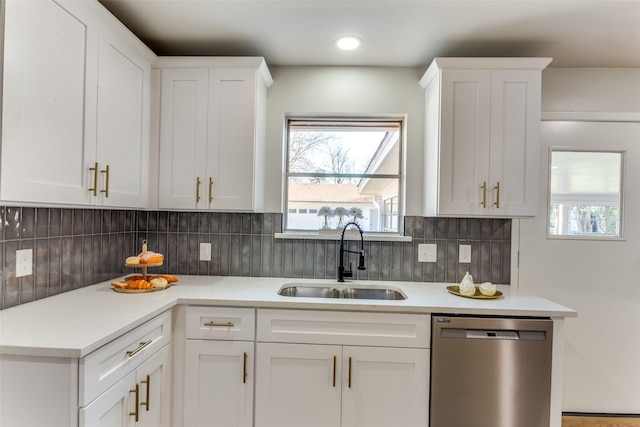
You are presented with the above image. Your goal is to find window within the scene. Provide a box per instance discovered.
[548,149,624,238]
[285,117,403,233]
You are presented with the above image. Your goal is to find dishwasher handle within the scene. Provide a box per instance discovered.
[441,328,547,341]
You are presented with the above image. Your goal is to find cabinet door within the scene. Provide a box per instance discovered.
[158,68,209,209]
[1,0,96,205]
[184,340,254,427]
[341,347,429,427]
[80,371,136,427]
[488,70,542,216]
[255,343,342,427]
[136,345,171,427]
[207,68,257,210]
[438,69,492,215]
[94,30,151,208]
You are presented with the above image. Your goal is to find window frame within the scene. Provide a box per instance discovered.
[283,115,406,235]
[546,147,626,241]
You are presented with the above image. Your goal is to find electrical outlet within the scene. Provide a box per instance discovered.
[16,249,33,277]
[459,245,471,263]
[199,243,212,261]
[418,243,437,263]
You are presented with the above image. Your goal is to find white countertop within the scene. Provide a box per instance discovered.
[0,276,576,358]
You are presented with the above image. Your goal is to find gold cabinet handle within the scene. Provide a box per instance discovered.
[481,181,487,208]
[88,162,99,196]
[209,177,214,203]
[203,321,234,327]
[100,164,110,198]
[129,384,140,422]
[494,181,501,208]
[348,357,352,388]
[243,352,248,384]
[196,176,202,202]
[332,355,337,387]
[126,340,152,357]
[140,374,150,411]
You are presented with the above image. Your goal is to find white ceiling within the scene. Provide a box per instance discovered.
[98,0,640,68]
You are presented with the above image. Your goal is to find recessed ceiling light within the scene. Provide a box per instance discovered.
[335,36,361,51]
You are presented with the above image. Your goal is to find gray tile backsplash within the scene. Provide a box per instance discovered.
[0,207,511,310]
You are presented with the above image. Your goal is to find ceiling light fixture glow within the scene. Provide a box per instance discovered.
[335,36,361,51]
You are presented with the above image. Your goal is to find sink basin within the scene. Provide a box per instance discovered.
[342,287,406,300]
[277,283,406,300]
[277,285,341,298]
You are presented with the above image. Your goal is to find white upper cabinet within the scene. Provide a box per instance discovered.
[1,0,154,207]
[420,58,551,217]
[157,57,272,211]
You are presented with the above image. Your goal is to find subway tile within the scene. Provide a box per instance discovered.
[22,208,35,239]
[198,212,210,234]
[413,217,425,239]
[252,213,263,235]
[168,211,179,232]
[251,236,262,277]
[35,238,49,300]
[303,240,314,278]
[404,216,414,237]
[4,241,19,308]
[229,214,241,234]
[5,207,21,240]
[60,209,73,237]
[282,239,294,278]
[0,207,5,241]
[262,213,274,235]
[36,208,49,238]
[156,211,168,232]
[229,235,242,276]
[1,208,514,309]
[435,218,447,239]
[272,239,283,277]
[219,213,231,233]
[210,213,220,234]
[446,218,458,239]
[242,213,252,234]
[293,240,304,278]
[0,242,4,307]
[61,237,72,293]
[424,217,436,239]
[240,235,251,276]
[367,240,380,282]
[219,234,230,276]
[260,236,272,277]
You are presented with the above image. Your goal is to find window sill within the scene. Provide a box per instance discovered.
[274,231,412,242]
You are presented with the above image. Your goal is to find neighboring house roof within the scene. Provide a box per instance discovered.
[289,183,375,203]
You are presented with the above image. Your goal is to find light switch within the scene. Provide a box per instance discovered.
[199,243,212,261]
[459,245,471,263]
[418,244,437,263]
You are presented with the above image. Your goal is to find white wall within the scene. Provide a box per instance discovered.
[519,68,640,413]
[264,66,425,215]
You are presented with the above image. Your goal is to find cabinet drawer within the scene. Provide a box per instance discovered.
[79,311,171,406]
[257,309,430,349]
[186,306,255,340]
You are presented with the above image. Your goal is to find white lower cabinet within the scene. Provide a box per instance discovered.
[255,343,342,427]
[184,340,254,427]
[80,344,171,427]
[182,306,256,427]
[255,309,430,427]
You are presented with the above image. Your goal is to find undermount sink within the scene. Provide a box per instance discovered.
[277,283,407,300]
[277,285,341,298]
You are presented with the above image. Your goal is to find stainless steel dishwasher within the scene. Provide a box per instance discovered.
[430,315,553,427]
